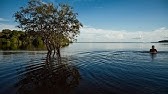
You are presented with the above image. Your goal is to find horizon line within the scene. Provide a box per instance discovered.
[74,42,160,43]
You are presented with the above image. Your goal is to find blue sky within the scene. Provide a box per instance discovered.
[0,0,168,42]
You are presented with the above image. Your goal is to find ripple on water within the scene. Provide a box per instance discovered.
[69,51,168,94]
[0,51,168,94]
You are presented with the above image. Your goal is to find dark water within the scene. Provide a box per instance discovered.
[0,43,168,94]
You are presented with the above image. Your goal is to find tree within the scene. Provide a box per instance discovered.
[14,0,82,61]
[1,29,12,39]
[0,29,45,50]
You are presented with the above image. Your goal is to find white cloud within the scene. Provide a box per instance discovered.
[0,18,9,22]
[0,23,19,31]
[77,26,168,42]
[1,23,167,42]
[42,1,47,4]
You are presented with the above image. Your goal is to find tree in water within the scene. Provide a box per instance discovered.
[14,0,82,62]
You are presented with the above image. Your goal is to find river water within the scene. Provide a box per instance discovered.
[0,43,168,94]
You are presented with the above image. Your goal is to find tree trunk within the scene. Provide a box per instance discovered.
[45,39,52,61]
[53,48,56,58]
[46,51,51,63]
[56,47,61,63]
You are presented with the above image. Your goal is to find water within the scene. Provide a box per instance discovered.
[0,43,168,94]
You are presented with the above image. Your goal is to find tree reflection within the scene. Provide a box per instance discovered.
[15,54,80,94]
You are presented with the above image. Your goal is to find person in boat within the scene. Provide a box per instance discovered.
[150,45,157,53]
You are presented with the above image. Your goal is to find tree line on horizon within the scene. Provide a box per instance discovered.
[0,29,71,50]
[0,29,45,50]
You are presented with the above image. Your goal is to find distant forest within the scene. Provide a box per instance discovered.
[0,29,46,50]
[158,40,168,43]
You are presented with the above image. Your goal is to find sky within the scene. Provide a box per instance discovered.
[0,0,168,42]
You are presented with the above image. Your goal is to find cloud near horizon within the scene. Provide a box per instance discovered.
[0,18,9,22]
[0,23,167,42]
[0,23,20,31]
[77,26,168,42]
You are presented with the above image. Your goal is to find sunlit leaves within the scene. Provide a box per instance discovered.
[14,0,82,58]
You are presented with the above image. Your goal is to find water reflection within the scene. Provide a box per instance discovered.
[150,53,157,61]
[15,55,80,94]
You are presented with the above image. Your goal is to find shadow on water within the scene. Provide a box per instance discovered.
[15,54,80,94]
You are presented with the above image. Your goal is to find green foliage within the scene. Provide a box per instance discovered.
[10,37,18,44]
[0,29,45,50]
[14,0,82,58]
[32,36,44,47]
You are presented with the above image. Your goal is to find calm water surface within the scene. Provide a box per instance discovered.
[0,43,168,94]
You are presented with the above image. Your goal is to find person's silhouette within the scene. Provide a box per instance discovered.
[150,45,157,53]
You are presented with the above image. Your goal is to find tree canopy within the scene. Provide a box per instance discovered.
[14,0,82,60]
